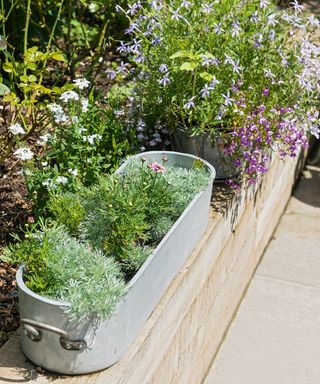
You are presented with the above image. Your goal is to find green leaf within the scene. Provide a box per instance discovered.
[3,61,14,73]
[20,75,29,83]
[52,86,62,94]
[112,135,117,149]
[28,74,37,82]
[170,50,191,59]
[26,62,37,70]
[180,62,197,71]
[199,72,213,82]
[0,83,10,95]
[27,46,39,54]
[51,53,65,62]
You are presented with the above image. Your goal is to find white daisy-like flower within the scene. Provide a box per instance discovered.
[14,147,34,161]
[9,123,25,135]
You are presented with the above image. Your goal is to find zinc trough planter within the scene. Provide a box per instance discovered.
[16,151,216,375]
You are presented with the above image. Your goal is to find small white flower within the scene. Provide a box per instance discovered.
[56,176,68,184]
[14,148,34,161]
[73,78,90,90]
[23,169,33,176]
[48,103,63,114]
[72,116,79,123]
[48,103,68,123]
[83,134,102,145]
[9,123,25,135]
[60,90,79,103]
[42,178,55,188]
[78,127,87,134]
[68,168,78,176]
[37,133,51,146]
[81,98,89,113]
[41,161,48,167]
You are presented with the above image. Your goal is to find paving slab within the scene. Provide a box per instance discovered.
[286,164,320,217]
[204,157,320,384]
[257,212,320,288]
[203,276,320,384]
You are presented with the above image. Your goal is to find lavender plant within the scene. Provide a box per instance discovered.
[116,0,320,186]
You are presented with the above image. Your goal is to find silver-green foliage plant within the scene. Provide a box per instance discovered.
[2,223,126,322]
[2,158,210,321]
[80,159,210,277]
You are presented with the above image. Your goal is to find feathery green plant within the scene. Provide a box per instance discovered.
[2,223,126,322]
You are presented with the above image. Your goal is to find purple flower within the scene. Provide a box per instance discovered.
[262,88,269,96]
[200,84,213,99]
[213,22,224,34]
[117,61,129,74]
[183,97,196,110]
[310,124,320,139]
[159,64,168,73]
[260,0,270,9]
[117,41,130,54]
[127,1,142,15]
[290,0,304,13]
[152,36,161,46]
[171,9,183,21]
[181,0,192,9]
[202,3,214,14]
[125,23,139,35]
[158,74,171,86]
[130,39,142,55]
[231,21,242,37]
[251,12,260,23]
[222,91,234,106]
[149,162,165,174]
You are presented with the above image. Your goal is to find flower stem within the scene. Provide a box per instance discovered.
[23,0,31,75]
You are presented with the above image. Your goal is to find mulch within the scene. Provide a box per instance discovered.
[0,159,32,347]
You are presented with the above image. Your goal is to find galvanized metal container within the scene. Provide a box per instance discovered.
[17,151,215,374]
[171,130,237,180]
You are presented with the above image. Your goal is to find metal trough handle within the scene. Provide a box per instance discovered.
[21,318,87,351]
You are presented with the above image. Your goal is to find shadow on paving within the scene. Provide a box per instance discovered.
[293,140,320,209]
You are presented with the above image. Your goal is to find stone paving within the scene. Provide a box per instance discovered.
[204,157,320,384]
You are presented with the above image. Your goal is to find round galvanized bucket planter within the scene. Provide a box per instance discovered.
[17,151,215,375]
[171,130,237,180]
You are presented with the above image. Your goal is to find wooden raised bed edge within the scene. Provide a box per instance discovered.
[0,150,306,384]
[80,151,305,384]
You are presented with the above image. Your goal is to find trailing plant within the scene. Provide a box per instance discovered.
[117,0,320,186]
